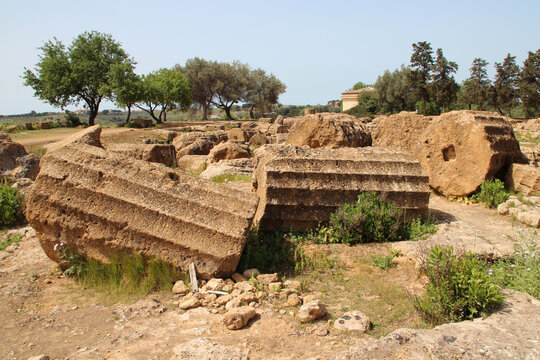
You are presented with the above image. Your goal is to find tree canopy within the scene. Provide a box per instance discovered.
[493,53,520,117]
[178,58,219,120]
[461,58,491,111]
[519,49,540,118]
[135,68,191,123]
[23,31,133,126]
[409,41,434,115]
[432,48,459,113]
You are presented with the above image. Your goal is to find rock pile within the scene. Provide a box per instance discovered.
[252,144,430,231]
[497,194,540,227]
[25,126,259,279]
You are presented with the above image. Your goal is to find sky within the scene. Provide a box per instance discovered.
[1,0,539,115]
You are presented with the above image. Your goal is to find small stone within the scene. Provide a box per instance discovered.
[243,269,260,279]
[498,202,510,215]
[235,281,254,293]
[172,281,190,295]
[268,282,282,293]
[222,284,234,293]
[28,356,51,360]
[287,293,302,307]
[216,295,232,306]
[297,300,326,323]
[333,310,370,334]
[303,293,321,304]
[279,309,287,315]
[315,327,329,336]
[257,273,279,285]
[231,273,247,282]
[223,306,256,330]
[202,278,224,291]
[284,280,301,290]
[179,298,201,310]
[225,297,242,310]
[240,291,258,304]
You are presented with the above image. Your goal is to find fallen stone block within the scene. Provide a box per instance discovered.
[333,310,371,333]
[25,126,259,279]
[416,111,525,196]
[371,111,433,152]
[223,306,256,330]
[207,141,250,163]
[106,143,176,166]
[252,144,430,231]
[199,159,254,180]
[506,163,540,196]
[286,112,372,149]
[176,155,208,174]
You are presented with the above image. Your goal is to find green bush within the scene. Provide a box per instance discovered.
[491,235,539,298]
[65,112,82,127]
[472,179,510,208]
[327,192,405,244]
[0,182,25,229]
[415,246,504,324]
[405,217,438,241]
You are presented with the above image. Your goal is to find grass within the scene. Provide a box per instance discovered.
[515,131,540,146]
[0,180,25,229]
[211,173,252,183]
[0,233,22,251]
[56,245,183,301]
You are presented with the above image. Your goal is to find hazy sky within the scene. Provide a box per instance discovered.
[1,0,539,115]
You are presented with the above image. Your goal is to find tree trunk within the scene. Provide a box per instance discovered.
[249,106,255,119]
[225,106,234,120]
[125,106,132,123]
[88,108,97,126]
[508,107,512,118]
[423,98,426,116]
[202,103,209,120]
[497,107,504,115]
[163,109,167,122]
[468,103,472,110]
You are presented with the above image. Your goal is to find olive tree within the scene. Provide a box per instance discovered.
[23,31,133,126]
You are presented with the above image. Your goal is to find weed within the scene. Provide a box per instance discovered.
[0,233,22,251]
[415,246,504,324]
[405,216,438,241]
[490,234,539,298]
[210,173,252,183]
[371,254,396,270]
[472,179,510,208]
[0,181,25,229]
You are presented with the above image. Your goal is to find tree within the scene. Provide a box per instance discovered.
[351,82,370,90]
[409,41,434,115]
[212,61,252,120]
[345,91,380,117]
[106,63,142,122]
[374,65,415,114]
[23,31,133,126]
[494,54,520,117]
[431,48,459,113]
[135,68,191,123]
[519,49,540,118]
[243,69,286,118]
[179,58,219,120]
[461,58,491,111]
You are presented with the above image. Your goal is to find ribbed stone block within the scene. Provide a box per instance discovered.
[26,126,259,279]
[252,144,430,231]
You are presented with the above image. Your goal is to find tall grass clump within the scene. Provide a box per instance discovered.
[56,245,182,298]
[0,180,25,229]
[415,246,504,324]
[472,179,510,208]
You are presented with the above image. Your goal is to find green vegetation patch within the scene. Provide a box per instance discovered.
[0,181,25,229]
[0,234,22,251]
[211,173,252,183]
[415,246,504,325]
[472,179,510,208]
[56,244,182,300]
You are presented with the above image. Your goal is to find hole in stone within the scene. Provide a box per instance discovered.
[442,145,456,161]
[166,172,179,181]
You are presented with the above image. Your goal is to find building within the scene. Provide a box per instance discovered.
[340,87,375,111]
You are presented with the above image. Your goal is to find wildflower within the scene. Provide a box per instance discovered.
[488,269,493,275]
[54,243,59,251]
[510,264,516,268]
[527,268,531,271]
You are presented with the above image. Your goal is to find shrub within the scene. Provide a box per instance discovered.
[65,112,82,127]
[0,181,25,229]
[415,246,504,324]
[405,216,438,241]
[472,179,510,208]
[491,235,539,298]
[327,192,405,244]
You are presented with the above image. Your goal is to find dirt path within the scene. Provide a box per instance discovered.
[11,128,134,148]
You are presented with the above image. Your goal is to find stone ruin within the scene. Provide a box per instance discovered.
[373,110,525,197]
[25,126,259,279]
[252,144,430,231]
[0,131,40,180]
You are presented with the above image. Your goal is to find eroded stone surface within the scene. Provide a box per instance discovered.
[253,144,430,231]
[506,163,540,196]
[0,131,40,180]
[106,143,176,166]
[25,126,259,279]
